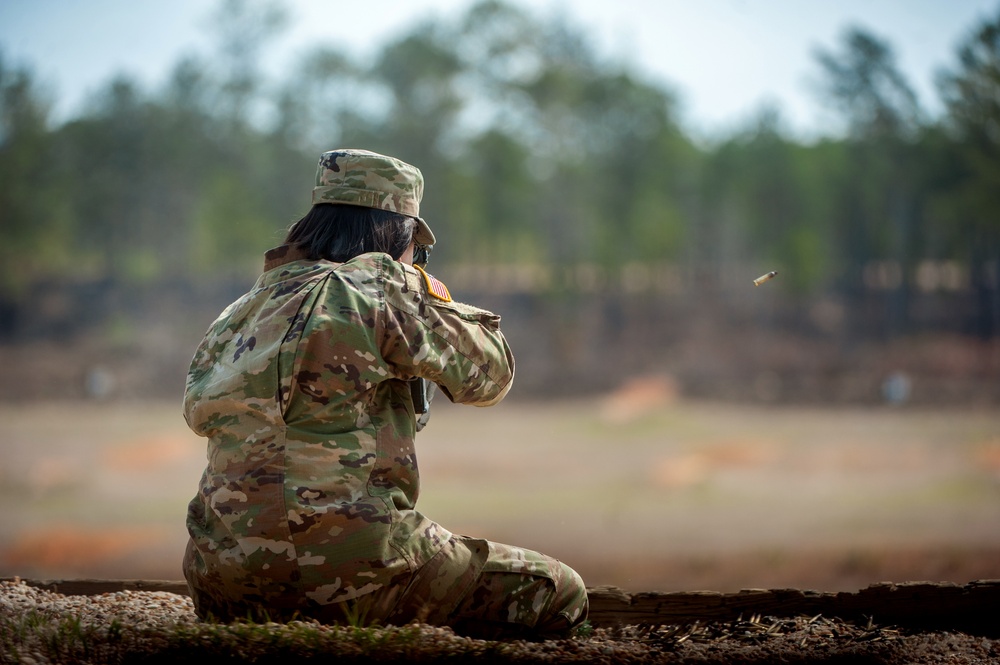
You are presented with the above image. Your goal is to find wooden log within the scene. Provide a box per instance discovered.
[2,578,190,596]
[586,580,1000,636]
[5,577,999,636]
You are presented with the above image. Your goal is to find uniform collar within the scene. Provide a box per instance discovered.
[263,244,314,272]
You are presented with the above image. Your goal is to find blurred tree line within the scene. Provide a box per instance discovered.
[1,0,999,343]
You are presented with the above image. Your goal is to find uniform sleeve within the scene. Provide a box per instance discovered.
[379,257,514,406]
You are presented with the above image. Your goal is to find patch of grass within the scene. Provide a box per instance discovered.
[4,598,998,665]
[1,606,522,665]
[1,609,131,664]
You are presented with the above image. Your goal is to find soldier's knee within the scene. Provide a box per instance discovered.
[539,562,589,633]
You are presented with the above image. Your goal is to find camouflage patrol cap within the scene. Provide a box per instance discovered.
[312,148,436,245]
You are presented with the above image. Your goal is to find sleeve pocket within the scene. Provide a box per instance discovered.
[434,300,501,330]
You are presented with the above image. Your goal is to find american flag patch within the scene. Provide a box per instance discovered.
[415,265,452,302]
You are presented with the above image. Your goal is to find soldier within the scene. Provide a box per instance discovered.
[182,148,588,638]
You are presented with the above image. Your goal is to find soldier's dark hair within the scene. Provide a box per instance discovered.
[285,204,415,262]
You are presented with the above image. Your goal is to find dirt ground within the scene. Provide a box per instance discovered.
[1,385,999,595]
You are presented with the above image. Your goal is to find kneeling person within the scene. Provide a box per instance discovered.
[182,148,588,637]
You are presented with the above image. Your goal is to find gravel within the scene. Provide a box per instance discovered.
[2,578,997,664]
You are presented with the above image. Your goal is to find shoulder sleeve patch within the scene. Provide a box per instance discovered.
[414,265,452,302]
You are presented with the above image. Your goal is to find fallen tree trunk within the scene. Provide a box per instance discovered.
[585,581,1000,636]
[6,577,999,637]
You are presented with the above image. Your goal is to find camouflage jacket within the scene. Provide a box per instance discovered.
[183,244,514,607]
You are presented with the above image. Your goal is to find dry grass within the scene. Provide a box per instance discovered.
[1,394,999,592]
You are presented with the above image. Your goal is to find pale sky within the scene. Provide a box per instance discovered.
[1,0,997,139]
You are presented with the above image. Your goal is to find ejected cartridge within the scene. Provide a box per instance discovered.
[753,271,777,286]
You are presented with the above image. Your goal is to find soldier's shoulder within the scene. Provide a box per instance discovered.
[407,266,502,326]
[341,252,388,273]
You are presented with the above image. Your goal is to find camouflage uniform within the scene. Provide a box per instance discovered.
[182,149,588,637]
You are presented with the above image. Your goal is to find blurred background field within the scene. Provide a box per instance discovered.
[1,394,998,592]
[2,0,1000,593]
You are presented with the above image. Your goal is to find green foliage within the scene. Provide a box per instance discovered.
[0,52,65,294]
[1,0,999,338]
[191,170,278,274]
[939,8,1000,235]
[814,26,921,138]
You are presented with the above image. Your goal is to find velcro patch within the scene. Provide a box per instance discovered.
[414,265,452,302]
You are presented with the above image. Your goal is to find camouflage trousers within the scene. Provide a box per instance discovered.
[186,535,589,638]
[386,536,589,638]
